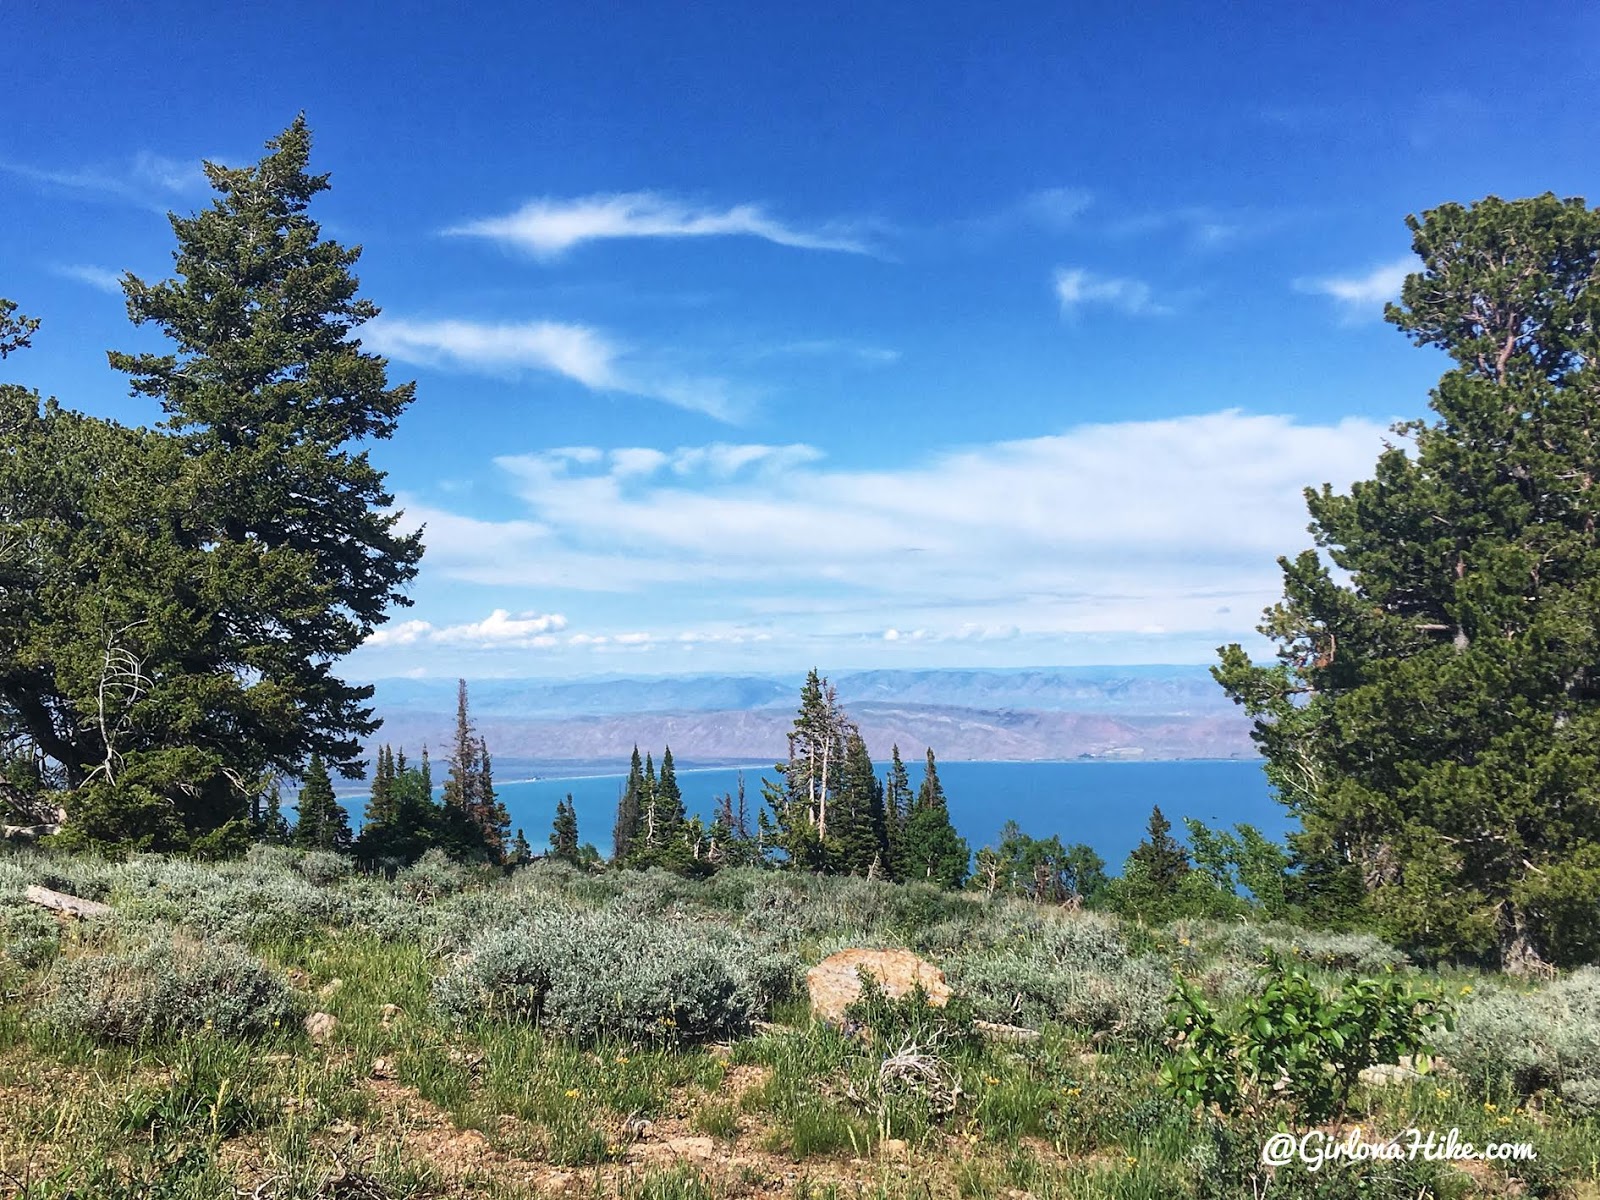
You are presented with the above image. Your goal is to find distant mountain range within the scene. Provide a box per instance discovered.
[363,667,1258,775]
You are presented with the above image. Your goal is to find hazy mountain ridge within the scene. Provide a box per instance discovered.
[365,667,1256,772]
[368,666,1238,719]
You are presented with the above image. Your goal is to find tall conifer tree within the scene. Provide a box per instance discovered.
[292,753,350,852]
[1217,194,1600,969]
[901,748,969,888]
[613,746,643,862]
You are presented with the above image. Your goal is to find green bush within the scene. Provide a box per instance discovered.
[434,908,794,1045]
[43,928,302,1043]
[1160,960,1451,1120]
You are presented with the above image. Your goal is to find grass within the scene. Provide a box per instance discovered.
[1,850,1599,1198]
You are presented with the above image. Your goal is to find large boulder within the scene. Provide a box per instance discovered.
[806,947,951,1025]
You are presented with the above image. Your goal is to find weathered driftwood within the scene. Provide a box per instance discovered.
[1,786,65,842]
[973,1019,1042,1044]
[2,823,62,842]
[24,885,111,919]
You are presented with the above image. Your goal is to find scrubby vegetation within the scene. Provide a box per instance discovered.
[2,846,1597,1198]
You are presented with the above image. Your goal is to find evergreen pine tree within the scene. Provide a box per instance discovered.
[103,118,423,803]
[635,747,693,871]
[510,827,533,865]
[641,752,659,850]
[884,744,912,880]
[258,782,290,844]
[476,736,509,861]
[354,747,438,865]
[1127,805,1191,890]
[551,795,580,864]
[656,745,686,832]
[901,748,969,888]
[292,753,350,852]
[832,731,887,875]
[613,746,643,862]
[442,679,476,817]
[365,745,398,832]
[761,668,849,871]
[1218,194,1600,969]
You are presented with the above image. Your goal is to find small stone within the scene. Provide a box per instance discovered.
[318,977,344,1000]
[371,1056,395,1079]
[304,1011,340,1044]
[882,1138,909,1158]
[380,1002,403,1028]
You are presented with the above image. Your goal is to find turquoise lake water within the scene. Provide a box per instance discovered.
[489,759,1281,869]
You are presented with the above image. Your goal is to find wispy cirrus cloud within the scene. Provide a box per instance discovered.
[1,150,207,211]
[51,264,124,294]
[1054,267,1170,317]
[364,316,745,421]
[1295,256,1414,317]
[444,191,874,258]
[1013,186,1095,231]
[1106,205,1254,252]
[749,339,900,366]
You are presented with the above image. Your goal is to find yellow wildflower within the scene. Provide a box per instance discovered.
[565,1088,582,1099]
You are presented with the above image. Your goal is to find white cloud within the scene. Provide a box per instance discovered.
[430,609,568,646]
[51,264,124,294]
[365,316,742,421]
[1296,256,1414,315]
[363,619,434,647]
[1054,267,1170,317]
[445,191,871,258]
[364,610,569,649]
[392,411,1392,653]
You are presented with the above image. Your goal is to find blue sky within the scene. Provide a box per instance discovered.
[6,1,1598,679]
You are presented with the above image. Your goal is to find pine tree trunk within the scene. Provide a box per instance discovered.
[1498,900,1548,977]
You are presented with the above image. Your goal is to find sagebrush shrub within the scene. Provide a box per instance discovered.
[43,928,301,1042]
[1444,967,1600,1111]
[945,947,1167,1039]
[0,904,61,968]
[295,849,355,887]
[434,908,795,1045]
[1263,929,1407,974]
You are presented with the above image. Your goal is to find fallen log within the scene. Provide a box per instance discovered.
[24,885,111,919]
